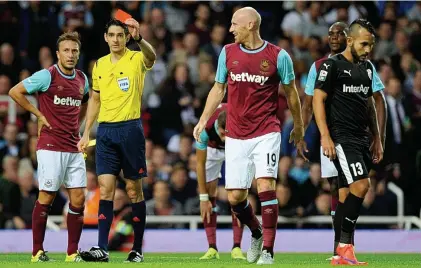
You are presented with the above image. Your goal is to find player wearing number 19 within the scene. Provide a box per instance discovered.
[78,18,156,263]
[313,19,384,265]
[9,32,89,262]
[194,7,306,265]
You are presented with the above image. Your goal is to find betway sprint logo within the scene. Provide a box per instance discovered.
[230,72,269,86]
[342,84,369,94]
[53,95,81,107]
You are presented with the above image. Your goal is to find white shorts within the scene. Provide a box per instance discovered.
[225,132,281,189]
[37,150,87,191]
[320,146,338,178]
[205,147,225,183]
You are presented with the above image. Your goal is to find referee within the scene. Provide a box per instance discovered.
[313,19,383,265]
[78,18,156,263]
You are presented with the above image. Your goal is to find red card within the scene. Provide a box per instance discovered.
[115,9,132,23]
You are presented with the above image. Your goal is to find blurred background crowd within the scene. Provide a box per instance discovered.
[0,1,421,232]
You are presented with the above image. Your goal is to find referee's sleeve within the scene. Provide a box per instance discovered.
[92,61,100,92]
[314,59,335,94]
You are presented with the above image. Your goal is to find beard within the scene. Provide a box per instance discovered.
[350,45,367,63]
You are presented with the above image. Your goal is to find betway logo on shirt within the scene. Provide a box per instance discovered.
[342,84,370,94]
[230,72,269,86]
[53,95,81,107]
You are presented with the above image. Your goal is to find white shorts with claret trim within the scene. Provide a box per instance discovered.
[205,147,225,183]
[225,132,281,189]
[320,146,339,178]
[37,150,87,191]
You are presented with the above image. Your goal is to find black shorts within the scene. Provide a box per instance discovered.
[96,119,147,180]
[333,143,371,189]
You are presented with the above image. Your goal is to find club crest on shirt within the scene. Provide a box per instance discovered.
[117,77,130,92]
[260,59,270,72]
[367,69,372,80]
[79,86,84,95]
[44,179,52,188]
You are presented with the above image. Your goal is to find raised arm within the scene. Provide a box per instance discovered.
[136,39,156,69]
[125,18,156,69]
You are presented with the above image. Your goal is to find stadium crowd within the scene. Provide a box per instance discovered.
[0,1,421,231]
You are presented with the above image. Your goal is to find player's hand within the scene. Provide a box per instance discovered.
[193,119,207,142]
[370,138,383,164]
[77,134,90,153]
[321,135,336,161]
[289,125,305,145]
[125,18,141,41]
[200,200,213,224]
[295,140,309,162]
[290,126,308,161]
[37,115,51,136]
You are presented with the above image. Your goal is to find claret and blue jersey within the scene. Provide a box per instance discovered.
[22,64,89,152]
[214,41,296,140]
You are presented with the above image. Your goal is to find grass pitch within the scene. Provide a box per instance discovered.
[0,253,420,267]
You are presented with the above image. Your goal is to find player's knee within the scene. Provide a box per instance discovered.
[38,191,56,205]
[99,185,115,200]
[126,182,144,202]
[99,177,116,200]
[256,177,276,193]
[351,179,370,197]
[338,187,349,202]
[126,189,144,202]
[69,189,85,207]
[206,180,218,197]
[227,190,247,205]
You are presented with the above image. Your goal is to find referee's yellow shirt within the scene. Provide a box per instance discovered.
[92,49,152,123]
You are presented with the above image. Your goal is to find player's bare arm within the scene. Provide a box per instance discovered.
[125,18,156,69]
[313,89,336,161]
[79,101,88,124]
[9,82,51,135]
[78,90,100,152]
[301,95,314,131]
[373,91,387,147]
[283,81,308,160]
[196,148,213,223]
[367,96,383,164]
[193,82,225,141]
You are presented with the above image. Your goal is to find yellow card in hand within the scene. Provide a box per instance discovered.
[88,140,96,147]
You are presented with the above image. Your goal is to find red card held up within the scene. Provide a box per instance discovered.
[115,9,132,23]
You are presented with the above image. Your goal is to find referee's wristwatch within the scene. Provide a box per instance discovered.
[134,35,143,42]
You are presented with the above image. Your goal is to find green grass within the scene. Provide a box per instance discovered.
[0,253,420,267]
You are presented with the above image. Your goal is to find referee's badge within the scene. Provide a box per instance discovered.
[117,77,130,92]
[367,69,372,80]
